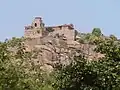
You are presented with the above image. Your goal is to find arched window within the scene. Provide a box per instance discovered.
[35,23,37,27]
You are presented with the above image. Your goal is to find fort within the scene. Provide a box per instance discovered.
[24,17,78,50]
[24,17,76,43]
[23,17,104,69]
[24,17,45,38]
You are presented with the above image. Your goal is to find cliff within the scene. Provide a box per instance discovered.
[24,17,104,71]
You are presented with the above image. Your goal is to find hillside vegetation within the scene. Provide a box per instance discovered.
[0,28,120,90]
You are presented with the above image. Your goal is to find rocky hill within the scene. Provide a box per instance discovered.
[22,17,108,71]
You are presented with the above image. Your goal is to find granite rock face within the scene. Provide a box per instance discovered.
[24,17,104,71]
[25,34,103,71]
[29,35,76,71]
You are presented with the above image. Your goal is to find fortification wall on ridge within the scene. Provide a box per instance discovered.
[24,17,77,50]
[49,29,75,44]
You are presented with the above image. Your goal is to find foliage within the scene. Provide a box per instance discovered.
[0,29,120,90]
[0,38,55,90]
[92,28,102,37]
[54,37,120,90]
[77,28,103,45]
[95,39,120,61]
[109,34,117,41]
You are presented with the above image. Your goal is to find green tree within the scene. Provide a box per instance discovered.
[92,28,102,37]
[53,38,120,90]
[109,34,117,41]
[0,38,55,90]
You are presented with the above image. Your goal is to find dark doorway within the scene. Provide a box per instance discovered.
[35,23,37,27]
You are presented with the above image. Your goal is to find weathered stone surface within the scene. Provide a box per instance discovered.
[24,17,104,71]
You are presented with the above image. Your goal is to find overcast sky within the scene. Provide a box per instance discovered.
[0,0,120,41]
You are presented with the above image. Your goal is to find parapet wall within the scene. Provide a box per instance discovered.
[24,28,43,38]
[49,29,75,43]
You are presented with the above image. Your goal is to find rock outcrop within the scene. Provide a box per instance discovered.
[25,34,103,71]
[24,17,104,71]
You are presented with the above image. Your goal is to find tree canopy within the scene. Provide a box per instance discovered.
[92,28,102,37]
[0,29,120,90]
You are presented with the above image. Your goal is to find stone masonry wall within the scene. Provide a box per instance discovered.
[49,29,75,44]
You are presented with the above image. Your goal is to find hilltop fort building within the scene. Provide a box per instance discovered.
[23,17,104,69]
[24,17,77,50]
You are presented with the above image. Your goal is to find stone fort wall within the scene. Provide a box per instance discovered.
[24,17,77,50]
